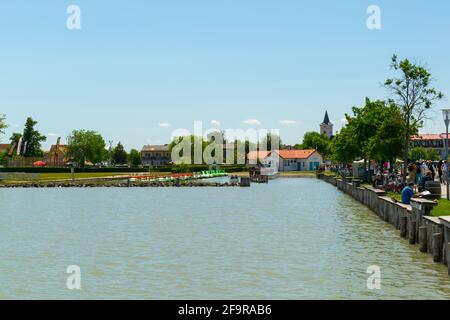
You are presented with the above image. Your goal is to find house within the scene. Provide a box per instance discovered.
[141,144,171,166]
[247,150,272,164]
[276,149,323,171]
[44,144,68,166]
[247,149,323,172]
[0,144,11,154]
[411,134,446,159]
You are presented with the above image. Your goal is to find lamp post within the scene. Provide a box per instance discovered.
[442,109,450,200]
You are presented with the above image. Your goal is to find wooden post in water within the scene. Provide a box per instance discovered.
[432,233,442,263]
[419,226,427,253]
[447,242,450,276]
[240,177,251,187]
[409,220,417,244]
[400,216,407,238]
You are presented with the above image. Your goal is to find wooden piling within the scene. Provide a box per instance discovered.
[447,243,450,276]
[432,233,442,263]
[419,226,427,253]
[409,220,417,244]
[240,177,251,187]
[400,216,407,238]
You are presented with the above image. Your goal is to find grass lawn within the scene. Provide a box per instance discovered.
[38,172,133,181]
[430,199,450,217]
[279,171,316,176]
[1,171,169,183]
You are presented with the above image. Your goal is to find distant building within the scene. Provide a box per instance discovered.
[44,144,68,166]
[320,111,333,139]
[0,144,11,154]
[141,144,171,166]
[247,149,323,172]
[411,134,447,159]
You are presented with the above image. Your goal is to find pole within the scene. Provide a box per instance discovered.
[446,124,449,200]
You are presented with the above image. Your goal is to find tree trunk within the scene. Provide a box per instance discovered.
[403,117,410,184]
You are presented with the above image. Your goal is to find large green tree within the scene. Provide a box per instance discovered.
[409,147,440,162]
[112,142,128,165]
[66,130,107,166]
[384,54,444,181]
[129,149,142,166]
[297,132,331,158]
[331,98,406,165]
[22,117,47,157]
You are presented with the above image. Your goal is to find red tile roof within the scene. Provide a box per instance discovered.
[247,150,271,161]
[0,144,10,152]
[276,149,317,159]
[411,134,444,141]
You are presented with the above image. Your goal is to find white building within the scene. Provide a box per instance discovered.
[247,149,323,172]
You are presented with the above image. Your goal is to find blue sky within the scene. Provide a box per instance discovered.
[0,0,449,150]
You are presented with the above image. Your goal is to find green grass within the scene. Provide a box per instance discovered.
[1,171,170,183]
[280,171,316,176]
[37,172,131,181]
[430,199,450,217]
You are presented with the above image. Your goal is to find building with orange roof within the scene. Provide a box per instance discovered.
[247,149,323,172]
[0,144,11,154]
[411,133,447,159]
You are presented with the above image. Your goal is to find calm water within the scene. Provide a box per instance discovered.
[1,178,450,300]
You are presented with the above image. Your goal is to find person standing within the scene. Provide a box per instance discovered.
[438,160,444,184]
[428,161,435,181]
[443,161,448,185]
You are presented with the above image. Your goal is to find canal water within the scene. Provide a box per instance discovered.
[1,178,450,299]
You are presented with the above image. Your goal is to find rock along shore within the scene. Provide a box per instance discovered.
[0,181,241,188]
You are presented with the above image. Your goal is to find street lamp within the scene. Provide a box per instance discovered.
[442,109,450,200]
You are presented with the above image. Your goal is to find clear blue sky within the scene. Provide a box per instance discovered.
[1,0,449,150]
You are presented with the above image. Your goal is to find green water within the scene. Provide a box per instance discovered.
[0,178,449,299]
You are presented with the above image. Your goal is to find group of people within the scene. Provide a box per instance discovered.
[402,160,448,205]
[406,160,448,186]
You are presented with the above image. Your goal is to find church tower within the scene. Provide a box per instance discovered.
[320,111,333,139]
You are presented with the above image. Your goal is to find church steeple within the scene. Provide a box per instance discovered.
[322,111,331,125]
[320,111,334,139]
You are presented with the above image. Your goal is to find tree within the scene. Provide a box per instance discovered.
[66,130,107,166]
[22,117,47,157]
[260,133,282,151]
[0,114,7,141]
[8,132,22,155]
[331,98,406,165]
[297,132,331,158]
[331,124,360,164]
[409,147,439,162]
[112,142,128,165]
[169,135,207,164]
[384,54,444,181]
[129,149,142,167]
